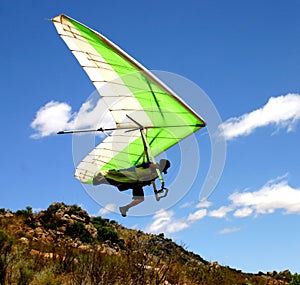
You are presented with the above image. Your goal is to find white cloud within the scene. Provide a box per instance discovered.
[187,209,207,222]
[144,176,300,236]
[200,176,300,219]
[196,199,212,208]
[220,93,300,140]
[30,96,115,139]
[98,203,116,215]
[32,207,45,214]
[74,96,115,130]
[146,209,189,234]
[167,221,189,233]
[179,202,194,208]
[30,101,76,138]
[208,206,234,218]
[218,227,240,235]
[146,209,174,233]
[229,179,300,215]
[146,207,207,235]
[197,176,300,220]
[233,207,253,218]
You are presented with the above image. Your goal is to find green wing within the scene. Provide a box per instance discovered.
[52,14,206,183]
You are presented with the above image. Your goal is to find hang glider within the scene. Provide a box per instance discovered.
[52,14,206,185]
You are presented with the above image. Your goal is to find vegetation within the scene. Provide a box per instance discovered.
[290,273,300,285]
[0,203,297,284]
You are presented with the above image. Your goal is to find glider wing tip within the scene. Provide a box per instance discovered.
[51,14,67,22]
[196,122,206,128]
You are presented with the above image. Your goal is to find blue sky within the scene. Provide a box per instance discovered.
[1,0,300,274]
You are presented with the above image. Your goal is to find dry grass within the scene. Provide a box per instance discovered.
[0,204,295,285]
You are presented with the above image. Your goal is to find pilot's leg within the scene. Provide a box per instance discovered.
[119,186,144,217]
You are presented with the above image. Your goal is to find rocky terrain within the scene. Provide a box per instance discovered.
[0,203,299,284]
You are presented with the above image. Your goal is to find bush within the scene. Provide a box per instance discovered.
[290,273,300,285]
[92,217,120,245]
[66,204,82,215]
[15,206,33,217]
[0,230,13,284]
[65,222,93,244]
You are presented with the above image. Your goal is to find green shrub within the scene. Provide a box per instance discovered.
[47,202,66,213]
[43,219,64,231]
[92,217,120,245]
[67,204,82,215]
[0,230,13,284]
[290,273,300,285]
[65,222,93,244]
[15,206,33,217]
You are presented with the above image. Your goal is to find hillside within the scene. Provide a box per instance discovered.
[0,203,298,285]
